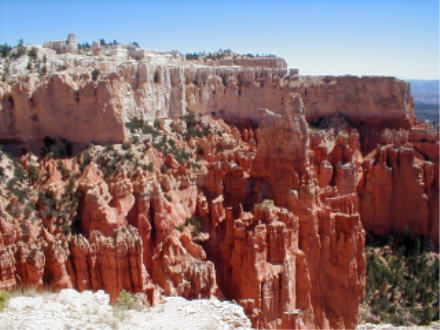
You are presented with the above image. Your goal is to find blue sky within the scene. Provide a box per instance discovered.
[0,0,438,79]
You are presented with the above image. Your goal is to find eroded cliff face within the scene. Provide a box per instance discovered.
[0,47,414,147]
[0,96,370,328]
[358,125,439,242]
[0,44,437,329]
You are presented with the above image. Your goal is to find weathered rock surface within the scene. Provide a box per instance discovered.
[0,289,251,329]
[358,125,439,244]
[0,38,437,329]
[0,42,414,147]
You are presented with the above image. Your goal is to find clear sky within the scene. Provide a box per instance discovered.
[0,0,438,79]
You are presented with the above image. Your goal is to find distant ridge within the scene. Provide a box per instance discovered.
[406,79,439,122]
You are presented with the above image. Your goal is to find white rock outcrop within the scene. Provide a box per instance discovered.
[0,289,251,329]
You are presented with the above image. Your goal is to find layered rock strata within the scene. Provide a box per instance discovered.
[0,46,414,147]
[0,41,437,329]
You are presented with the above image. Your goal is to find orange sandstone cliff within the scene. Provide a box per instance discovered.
[0,40,437,329]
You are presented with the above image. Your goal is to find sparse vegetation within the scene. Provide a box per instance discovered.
[131,135,140,144]
[363,231,439,326]
[160,163,168,173]
[185,52,201,60]
[39,65,47,76]
[0,43,12,58]
[181,111,221,141]
[78,151,92,172]
[176,216,202,236]
[163,192,172,202]
[115,289,136,310]
[185,49,232,61]
[0,290,10,312]
[125,119,160,137]
[184,49,275,61]
[27,165,40,185]
[91,68,100,81]
[40,137,73,158]
[122,141,131,150]
[125,118,193,165]
[9,39,26,59]
[77,42,91,50]
[0,113,213,239]
[1,59,10,81]
[27,47,37,60]
[188,216,202,236]
[56,64,67,71]
[141,162,153,172]
[24,201,36,217]
[36,181,81,233]
[56,160,71,180]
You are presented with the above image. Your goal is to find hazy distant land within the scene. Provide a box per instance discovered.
[407,79,439,123]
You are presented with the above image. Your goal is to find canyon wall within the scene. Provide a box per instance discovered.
[0,96,369,328]
[0,49,415,147]
[0,44,437,329]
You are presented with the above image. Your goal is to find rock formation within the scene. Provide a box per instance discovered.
[42,33,78,54]
[0,42,414,146]
[0,36,437,329]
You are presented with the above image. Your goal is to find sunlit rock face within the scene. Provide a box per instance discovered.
[0,38,437,329]
[0,40,414,147]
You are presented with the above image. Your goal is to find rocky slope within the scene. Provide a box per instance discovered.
[0,37,438,329]
[0,289,251,329]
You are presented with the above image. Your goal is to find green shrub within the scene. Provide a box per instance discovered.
[57,64,67,71]
[143,162,154,172]
[125,120,144,132]
[176,216,202,236]
[24,201,36,216]
[160,164,168,173]
[122,141,131,150]
[115,289,136,310]
[182,111,215,140]
[131,135,140,144]
[164,193,172,202]
[0,290,9,312]
[13,165,26,181]
[27,47,37,60]
[91,68,100,81]
[28,165,40,184]
[0,44,12,58]
[6,203,20,217]
[188,216,202,236]
[57,160,71,179]
[82,151,93,165]
[185,53,200,60]
[191,161,201,170]
[125,119,160,137]
[9,39,26,59]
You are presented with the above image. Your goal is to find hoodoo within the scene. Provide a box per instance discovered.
[0,36,437,328]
